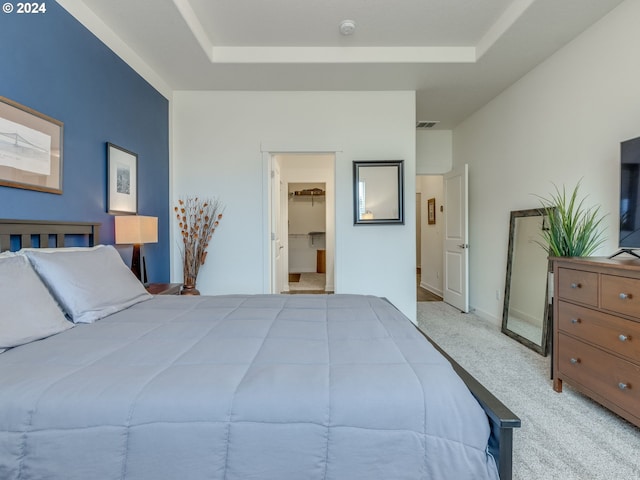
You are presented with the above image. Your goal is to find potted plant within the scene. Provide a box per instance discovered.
[174,196,224,294]
[536,180,606,257]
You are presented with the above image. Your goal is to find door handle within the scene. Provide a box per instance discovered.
[458,244,469,249]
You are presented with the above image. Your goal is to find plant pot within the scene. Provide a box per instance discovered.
[180,284,200,296]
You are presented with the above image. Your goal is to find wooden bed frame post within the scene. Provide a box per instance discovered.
[493,423,515,480]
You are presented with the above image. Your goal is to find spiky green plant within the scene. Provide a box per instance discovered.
[535,181,607,257]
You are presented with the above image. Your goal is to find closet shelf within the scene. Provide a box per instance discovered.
[289,188,325,205]
[290,187,325,197]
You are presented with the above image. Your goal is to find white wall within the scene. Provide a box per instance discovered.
[416,175,444,296]
[416,130,452,174]
[453,0,640,324]
[172,91,417,320]
[415,130,449,297]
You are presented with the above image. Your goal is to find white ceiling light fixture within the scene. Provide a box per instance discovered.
[339,19,356,36]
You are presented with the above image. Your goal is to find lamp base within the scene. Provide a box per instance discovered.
[131,244,148,283]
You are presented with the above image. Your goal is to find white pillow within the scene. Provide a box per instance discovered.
[0,254,73,350]
[22,245,151,323]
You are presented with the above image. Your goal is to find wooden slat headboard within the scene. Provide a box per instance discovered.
[0,219,101,252]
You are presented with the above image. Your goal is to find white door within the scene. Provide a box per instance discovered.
[271,159,286,293]
[443,164,469,312]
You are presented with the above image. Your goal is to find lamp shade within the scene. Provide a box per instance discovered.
[115,215,158,245]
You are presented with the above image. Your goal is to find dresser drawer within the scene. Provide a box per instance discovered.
[557,301,640,363]
[557,268,598,306]
[558,334,640,418]
[601,274,640,319]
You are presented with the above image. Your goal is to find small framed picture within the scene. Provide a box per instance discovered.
[107,142,137,214]
[427,197,436,225]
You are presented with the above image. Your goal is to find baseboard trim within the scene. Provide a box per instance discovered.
[470,305,501,328]
[420,281,443,297]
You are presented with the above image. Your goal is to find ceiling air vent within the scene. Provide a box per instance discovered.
[416,121,439,129]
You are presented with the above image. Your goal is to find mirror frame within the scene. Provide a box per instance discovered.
[353,160,404,225]
[501,208,552,356]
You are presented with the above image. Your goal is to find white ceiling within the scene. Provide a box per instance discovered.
[57,0,624,129]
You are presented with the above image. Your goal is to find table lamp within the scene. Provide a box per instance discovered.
[115,215,158,283]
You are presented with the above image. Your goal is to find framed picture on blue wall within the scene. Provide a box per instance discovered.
[107,142,138,214]
[0,96,63,194]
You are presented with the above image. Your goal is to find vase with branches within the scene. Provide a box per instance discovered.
[536,180,606,257]
[174,196,224,295]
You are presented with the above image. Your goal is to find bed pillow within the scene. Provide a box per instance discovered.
[22,245,152,324]
[0,254,73,350]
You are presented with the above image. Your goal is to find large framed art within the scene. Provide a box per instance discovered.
[107,142,138,214]
[0,96,63,194]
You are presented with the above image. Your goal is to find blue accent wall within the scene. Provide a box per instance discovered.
[0,1,170,281]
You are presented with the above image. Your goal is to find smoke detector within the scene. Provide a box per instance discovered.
[339,20,356,36]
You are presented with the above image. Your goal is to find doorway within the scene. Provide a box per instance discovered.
[416,166,469,310]
[416,175,444,301]
[269,153,335,295]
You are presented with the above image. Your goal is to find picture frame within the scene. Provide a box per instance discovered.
[107,142,138,214]
[427,197,436,225]
[0,96,63,194]
[353,160,404,225]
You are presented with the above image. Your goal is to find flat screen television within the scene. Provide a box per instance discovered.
[617,135,640,256]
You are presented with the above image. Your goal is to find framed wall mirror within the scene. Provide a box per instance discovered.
[501,208,552,356]
[353,160,404,225]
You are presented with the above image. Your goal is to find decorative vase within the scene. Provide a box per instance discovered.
[180,274,200,295]
[180,283,200,296]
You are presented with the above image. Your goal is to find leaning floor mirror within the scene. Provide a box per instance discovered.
[501,208,552,356]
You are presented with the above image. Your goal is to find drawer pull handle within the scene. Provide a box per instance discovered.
[618,382,630,390]
[571,318,581,324]
[570,283,581,289]
[619,292,632,300]
[570,357,580,364]
[619,334,629,342]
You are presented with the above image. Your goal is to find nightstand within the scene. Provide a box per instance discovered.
[145,283,183,295]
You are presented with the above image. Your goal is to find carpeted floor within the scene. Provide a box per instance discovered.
[417,301,640,480]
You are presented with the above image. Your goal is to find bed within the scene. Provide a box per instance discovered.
[0,219,520,480]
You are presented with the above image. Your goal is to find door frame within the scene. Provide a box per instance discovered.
[270,157,287,293]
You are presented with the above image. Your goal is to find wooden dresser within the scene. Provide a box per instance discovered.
[552,256,640,427]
